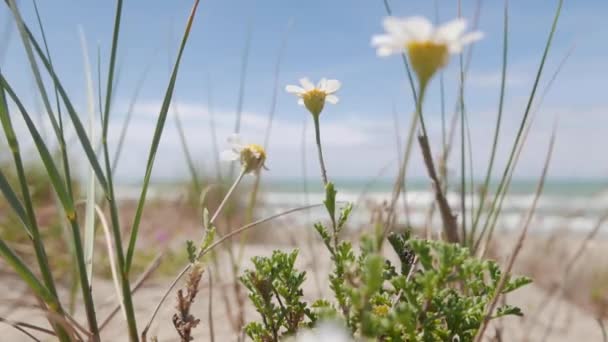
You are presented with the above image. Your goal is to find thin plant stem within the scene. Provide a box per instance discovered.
[456,0,469,244]
[206,84,222,183]
[470,0,509,247]
[228,23,253,182]
[434,0,447,156]
[212,168,247,223]
[312,115,329,186]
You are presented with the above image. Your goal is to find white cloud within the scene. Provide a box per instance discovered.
[6,99,608,184]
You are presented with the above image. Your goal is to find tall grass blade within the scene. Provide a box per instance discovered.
[0,170,29,235]
[206,74,222,180]
[470,0,509,247]
[0,238,57,308]
[79,27,98,283]
[174,100,202,195]
[111,61,153,173]
[125,0,202,272]
[476,0,563,247]
[228,23,253,181]
[1,73,100,340]
[0,8,13,65]
[8,15,109,190]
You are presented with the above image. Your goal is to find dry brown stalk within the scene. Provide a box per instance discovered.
[418,134,460,243]
[173,263,204,341]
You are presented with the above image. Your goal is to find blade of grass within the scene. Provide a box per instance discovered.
[228,22,253,181]
[0,238,58,314]
[111,60,153,174]
[206,73,222,181]
[0,70,73,341]
[7,9,109,191]
[30,3,81,324]
[79,26,98,283]
[434,0,447,156]
[0,170,29,235]
[1,73,99,340]
[6,0,61,140]
[166,18,199,189]
[476,0,563,249]
[0,8,13,65]
[469,0,509,247]
[477,44,574,254]
[174,100,202,195]
[457,0,467,243]
[125,0,202,271]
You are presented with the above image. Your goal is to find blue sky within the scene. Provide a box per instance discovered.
[1,0,607,183]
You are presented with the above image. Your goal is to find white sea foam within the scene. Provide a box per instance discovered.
[114,183,608,234]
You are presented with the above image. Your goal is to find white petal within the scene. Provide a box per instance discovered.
[317,78,327,90]
[383,17,408,36]
[299,78,315,91]
[325,95,339,104]
[220,150,239,161]
[323,80,341,94]
[371,34,395,47]
[434,18,467,43]
[297,98,304,106]
[376,46,398,57]
[285,85,305,94]
[459,31,484,45]
[227,133,241,146]
[401,16,433,41]
[448,31,484,54]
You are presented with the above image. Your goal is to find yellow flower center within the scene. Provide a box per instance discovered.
[240,144,267,174]
[372,304,390,317]
[406,41,449,84]
[302,89,327,117]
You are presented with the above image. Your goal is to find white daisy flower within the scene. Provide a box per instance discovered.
[220,133,267,174]
[285,77,341,116]
[372,16,483,83]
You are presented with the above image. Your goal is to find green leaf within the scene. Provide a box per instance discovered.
[186,240,197,263]
[495,305,524,318]
[324,182,337,223]
[200,226,216,252]
[502,276,532,294]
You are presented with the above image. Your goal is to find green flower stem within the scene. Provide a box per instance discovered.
[415,79,429,138]
[236,173,261,264]
[312,114,329,186]
[211,167,247,224]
